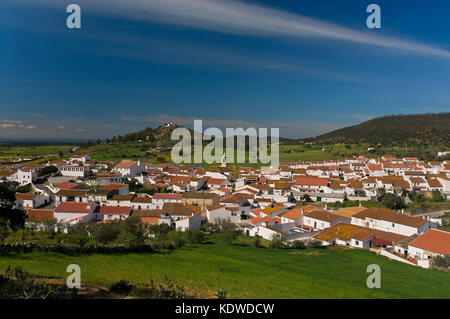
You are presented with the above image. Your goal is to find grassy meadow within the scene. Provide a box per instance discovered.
[0,243,448,299]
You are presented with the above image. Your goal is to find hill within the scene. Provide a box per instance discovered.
[107,123,182,148]
[305,113,450,146]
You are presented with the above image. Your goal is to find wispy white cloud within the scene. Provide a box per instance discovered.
[21,0,450,59]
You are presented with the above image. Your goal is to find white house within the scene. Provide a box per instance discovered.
[175,213,201,231]
[16,167,38,186]
[95,206,131,221]
[60,165,89,177]
[113,160,145,177]
[152,193,182,209]
[408,229,450,261]
[206,204,241,224]
[303,210,348,230]
[15,193,46,210]
[351,207,432,236]
[54,202,97,231]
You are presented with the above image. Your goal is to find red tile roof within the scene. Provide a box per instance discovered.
[409,229,450,255]
[55,202,95,213]
[152,193,182,200]
[99,184,126,190]
[15,193,37,200]
[294,176,329,187]
[26,210,54,222]
[96,206,131,215]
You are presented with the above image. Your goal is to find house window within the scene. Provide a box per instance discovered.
[355,240,359,245]
[392,223,395,227]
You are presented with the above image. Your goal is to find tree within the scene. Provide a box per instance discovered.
[186,229,204,244]
[0,182,17,204]
[380,193,405,210]
[252,236,262,248]
[433,255,450,268]
[91,221,121,244]
[67,224,90,246]
[219,228,239,244]
[376,188,386,202]
[42,218,65,239]
[309,239,325,249]
[41,166,58,176]
[268,233,284,249]
[431,190,444,202]
[291,240,306,249]
[115,216,146,246]
[0,206,26,231]
[16,184,33,194]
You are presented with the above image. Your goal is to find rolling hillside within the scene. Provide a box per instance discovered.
[305,113,450,146]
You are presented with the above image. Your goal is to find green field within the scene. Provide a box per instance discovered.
[0,140,446,164]
[0,243,448,298]
[0,143,75,164]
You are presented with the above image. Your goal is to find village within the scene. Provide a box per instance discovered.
[1,152,450,270]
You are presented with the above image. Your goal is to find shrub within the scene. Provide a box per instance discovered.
[252,236,262,248]
[268,233,284,249]
[291,240,306,250]
[186,230,204,244]
[132,276,186,299]
[110,280,133,294]
[309,239,325,249]
[91,221,121,244]
[215,288,227,299]
[434,255,450,268]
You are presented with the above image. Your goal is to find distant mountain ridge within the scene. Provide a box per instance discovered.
[304,113,450,146]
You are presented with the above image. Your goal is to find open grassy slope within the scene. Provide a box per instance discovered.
[0,243,448,299]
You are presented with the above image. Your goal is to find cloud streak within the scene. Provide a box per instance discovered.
[23,0,450,59]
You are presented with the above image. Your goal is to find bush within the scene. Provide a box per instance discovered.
[268,233,284,249]
[132,276,187,299]
[186,229,204,244]
[218,229,239,244]
[309,239,325,249]
[252,236,262,248]
[166,231,187,248]
[291,240,306,250]
[110,280,133,294]
[215,288,227,299]
[434,255,450,268]
[91,221,121,245]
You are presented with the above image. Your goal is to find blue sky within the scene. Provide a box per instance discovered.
[0,0,449,139]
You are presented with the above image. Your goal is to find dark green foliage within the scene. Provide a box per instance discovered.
[309,240,325,249]
[433,255,450,268]
[40,166,58,176]
[431,190,444,202]
[380,193,405,210]
[110,280,133,294]
[0,206,26,231]
[0,182,17,203]
[252,236,262,248]
[268,233,284,249]
[90,221,121,245]
[0,266,76,299]
[16,184,33,194]
[291,240,307,250]
[306,113,450,146]
[215,288,227,299]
